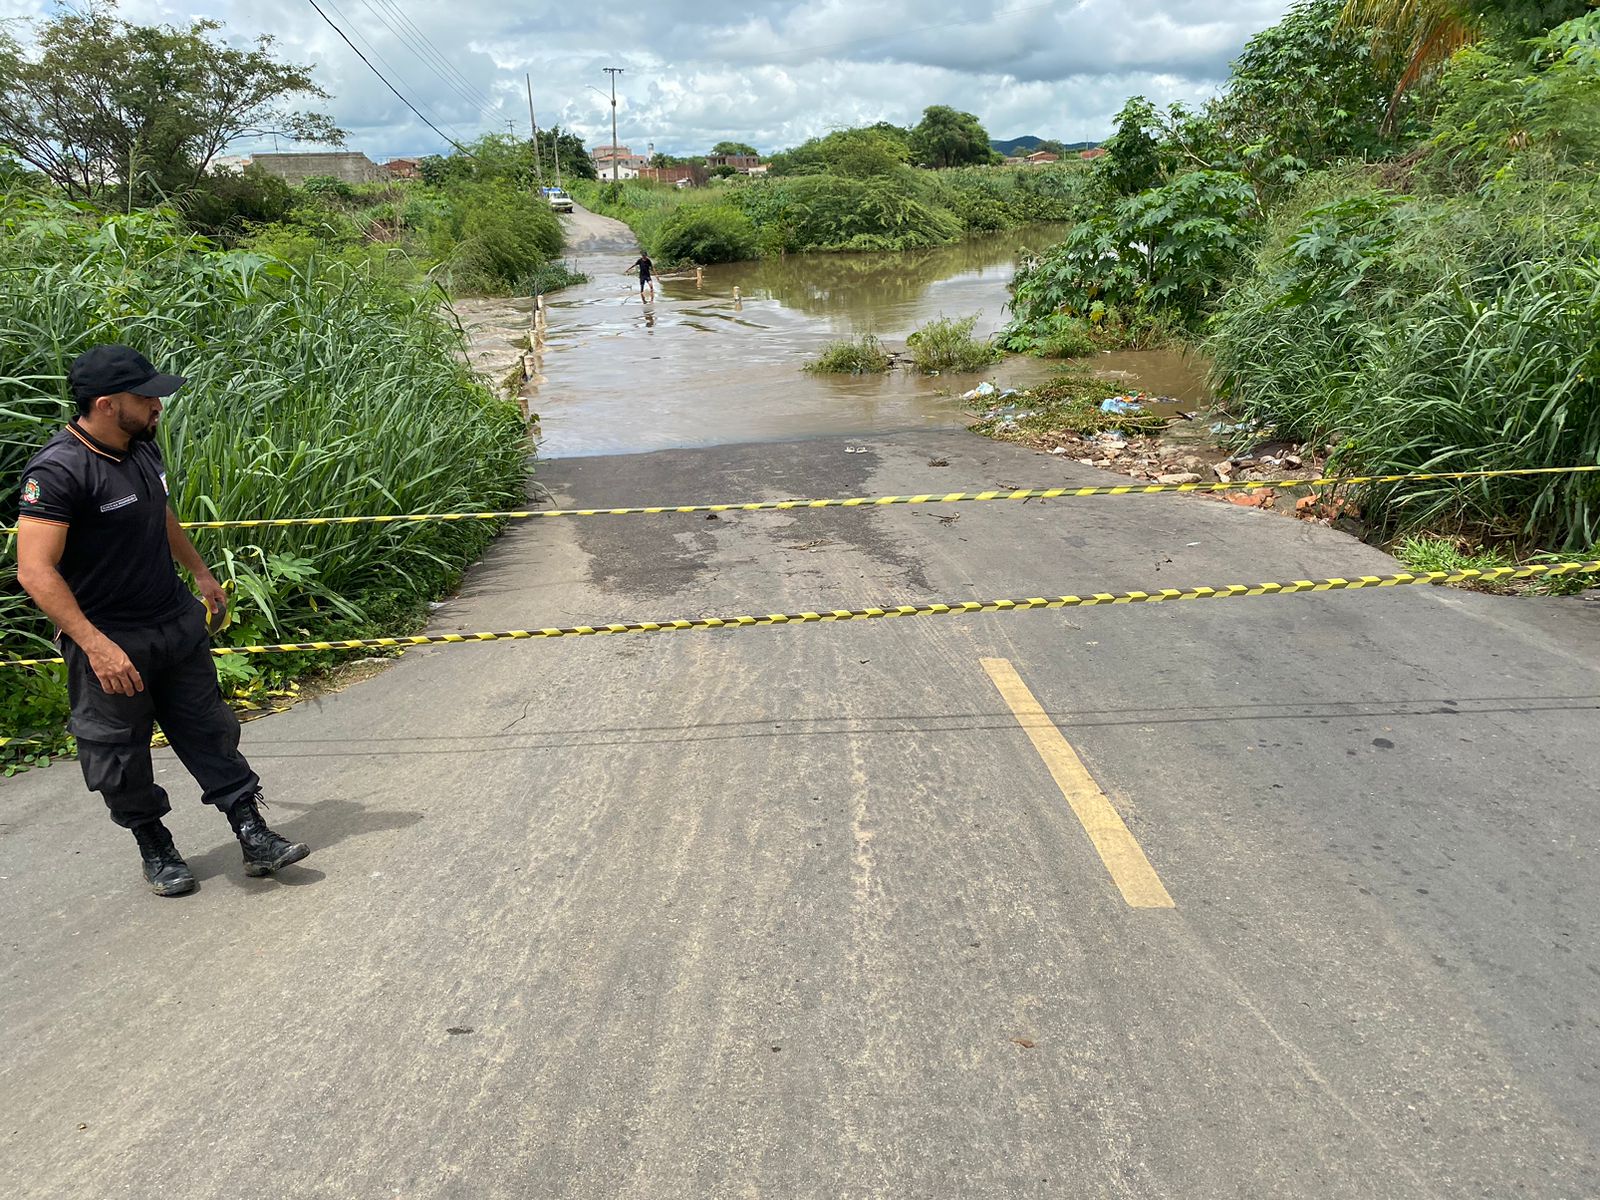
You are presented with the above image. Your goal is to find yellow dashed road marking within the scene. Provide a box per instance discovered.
[981,657,1174,909]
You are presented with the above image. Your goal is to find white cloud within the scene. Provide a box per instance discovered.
[0,0,1296,160]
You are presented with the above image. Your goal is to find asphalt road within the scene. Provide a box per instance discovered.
[3,429,1598,1198]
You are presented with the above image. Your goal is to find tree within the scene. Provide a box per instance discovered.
[711,141,759,157]
[419,129,596,187]
[0,4,340,205]
[1095,98,1166,197]
[767,126,910,177]
[909,105,997,168]
[1339,0,1590,113]
[1213,0,1401,175]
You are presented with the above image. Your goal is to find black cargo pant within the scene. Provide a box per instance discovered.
[62,600,260,829]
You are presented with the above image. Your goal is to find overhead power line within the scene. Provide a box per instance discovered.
[304,0,477,156]
[358,0,501,123]
[322,0,473,138]
[372,0,499,111]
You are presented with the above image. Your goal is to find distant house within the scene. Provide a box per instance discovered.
[1025,150,1060,164]
[591,145,649,179]
[208,154,254,174]
[251,151,389,185]
[1078,147,1108,161]
[384,157,421,179]
[705,153,764,172]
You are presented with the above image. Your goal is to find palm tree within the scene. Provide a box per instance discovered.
[1340,0,1483,109]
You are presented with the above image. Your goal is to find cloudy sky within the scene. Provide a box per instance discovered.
[2,1,1296,160]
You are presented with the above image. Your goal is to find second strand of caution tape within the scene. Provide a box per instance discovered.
[2,560,1596,668]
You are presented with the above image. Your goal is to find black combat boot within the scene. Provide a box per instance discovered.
[131,820,196,896]
[226,793,310,877]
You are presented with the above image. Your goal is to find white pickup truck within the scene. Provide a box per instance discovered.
[544,188,574,213]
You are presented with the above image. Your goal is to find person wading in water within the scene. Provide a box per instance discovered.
[625,251,655,301]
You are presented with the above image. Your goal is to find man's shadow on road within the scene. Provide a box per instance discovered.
[183,794,423,890]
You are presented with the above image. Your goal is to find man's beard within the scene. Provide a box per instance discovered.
[117,412,158,442]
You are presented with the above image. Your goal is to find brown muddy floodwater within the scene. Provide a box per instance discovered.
[461,208,1211,458]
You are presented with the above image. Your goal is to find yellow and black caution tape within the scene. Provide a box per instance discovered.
[4,465,1596,536]
[3,560,1595,668]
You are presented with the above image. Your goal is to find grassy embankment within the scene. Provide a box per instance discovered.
[1,195,531,768]
[994,0,1600,557]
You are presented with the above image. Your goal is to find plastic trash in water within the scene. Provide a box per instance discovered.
[1099,396,1145,416]
[963,381,998,401]
[1210,418,1261,436]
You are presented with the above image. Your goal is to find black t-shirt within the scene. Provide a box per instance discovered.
[632,256,653,278]
[17,422,190,631]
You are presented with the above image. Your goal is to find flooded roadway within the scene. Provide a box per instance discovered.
[453,207,1209,458]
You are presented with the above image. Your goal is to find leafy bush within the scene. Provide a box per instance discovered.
[522,260,587,295]
[731,172,965,253]
[805,334,892,374]
[1006,170,1258,343]
[301,175,356,201]
[654,204,758,266]
[423,182,563,294]
[1001,312,1096,358]
[179,167,295,241]
[906,314,1003,373]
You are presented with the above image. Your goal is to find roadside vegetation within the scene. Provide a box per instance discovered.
[0,8,547,764]
[1004,0,1600,553]
[0,195,530,764]
[570,109,1092,267]
[805,335,892,375]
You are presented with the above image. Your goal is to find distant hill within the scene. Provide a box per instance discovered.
[990,135,1101,156]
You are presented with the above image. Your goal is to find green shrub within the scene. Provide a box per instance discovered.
[424,182,563,294]
[1001,312,1096,358]
[521,260,587,295]
[654,204,758,266]
[805,334,892,374]
[907,314,1004,373]
[301,175,356,201]
[179,167,295,241]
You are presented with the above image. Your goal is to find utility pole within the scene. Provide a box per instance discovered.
[526,74,543,184]
[603,67,624,182]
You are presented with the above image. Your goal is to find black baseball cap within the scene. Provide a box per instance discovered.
[68,345,186,402]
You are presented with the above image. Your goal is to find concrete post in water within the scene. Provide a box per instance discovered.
[733,284,742,311]
[696,267,703,288]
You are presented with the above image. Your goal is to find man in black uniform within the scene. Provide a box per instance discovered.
[14,345,309,896]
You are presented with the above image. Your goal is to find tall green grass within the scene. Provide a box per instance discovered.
[906,315,1003,374]
[805,334,892,375]
[2,196,530,757]
[1208,176,1600,547]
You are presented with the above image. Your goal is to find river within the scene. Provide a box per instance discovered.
[452,208,1210,458]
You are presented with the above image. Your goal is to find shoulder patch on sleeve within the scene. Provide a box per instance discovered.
[21,476,41,505]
